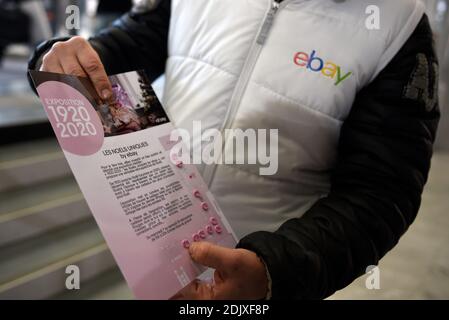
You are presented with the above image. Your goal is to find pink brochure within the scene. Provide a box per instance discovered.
[29,70,237,299]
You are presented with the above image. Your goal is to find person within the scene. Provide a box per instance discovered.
[28,0,440,299]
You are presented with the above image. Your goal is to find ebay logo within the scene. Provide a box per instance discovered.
[293,50,352,86]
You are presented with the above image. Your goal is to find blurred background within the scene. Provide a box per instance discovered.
[0,0,448,299]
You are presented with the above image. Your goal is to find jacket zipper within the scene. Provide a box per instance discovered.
[203,0,287,186]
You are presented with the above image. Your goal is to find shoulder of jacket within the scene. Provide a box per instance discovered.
[358,0,426,82]
[371,0,425,36]
[301,0,424,35]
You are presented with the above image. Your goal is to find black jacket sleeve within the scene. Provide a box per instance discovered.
[237,15,440,299]
[88,0,170,80]
[28,0,171,82]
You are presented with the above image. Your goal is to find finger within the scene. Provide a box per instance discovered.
[45,41,87,78]
[208,281,235,300]
[196,281,215,300]
[213,268,225,285]
[170,279,214,300]
[59,53,88,78]
[40,51,64,74]
[170,281,197,300]
[189,242,236,272]
[70,37,112,100]
[170,279,201,300]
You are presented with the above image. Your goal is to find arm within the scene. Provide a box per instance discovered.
[88,0,171,79]
[28,0,171,93]
[237,15,440,299]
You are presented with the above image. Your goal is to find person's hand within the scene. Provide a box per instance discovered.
[40,36,113,100]
[173,242,269,300]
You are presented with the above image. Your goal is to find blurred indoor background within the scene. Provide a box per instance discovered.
[0,0,448,299]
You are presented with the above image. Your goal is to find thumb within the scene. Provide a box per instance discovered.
[189,242,235,271]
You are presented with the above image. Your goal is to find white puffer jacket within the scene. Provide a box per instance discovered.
[160,0,425,238]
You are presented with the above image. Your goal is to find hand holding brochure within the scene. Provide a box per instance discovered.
[29,70,237,299]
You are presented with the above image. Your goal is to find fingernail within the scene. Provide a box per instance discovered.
[102,89,111,100]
